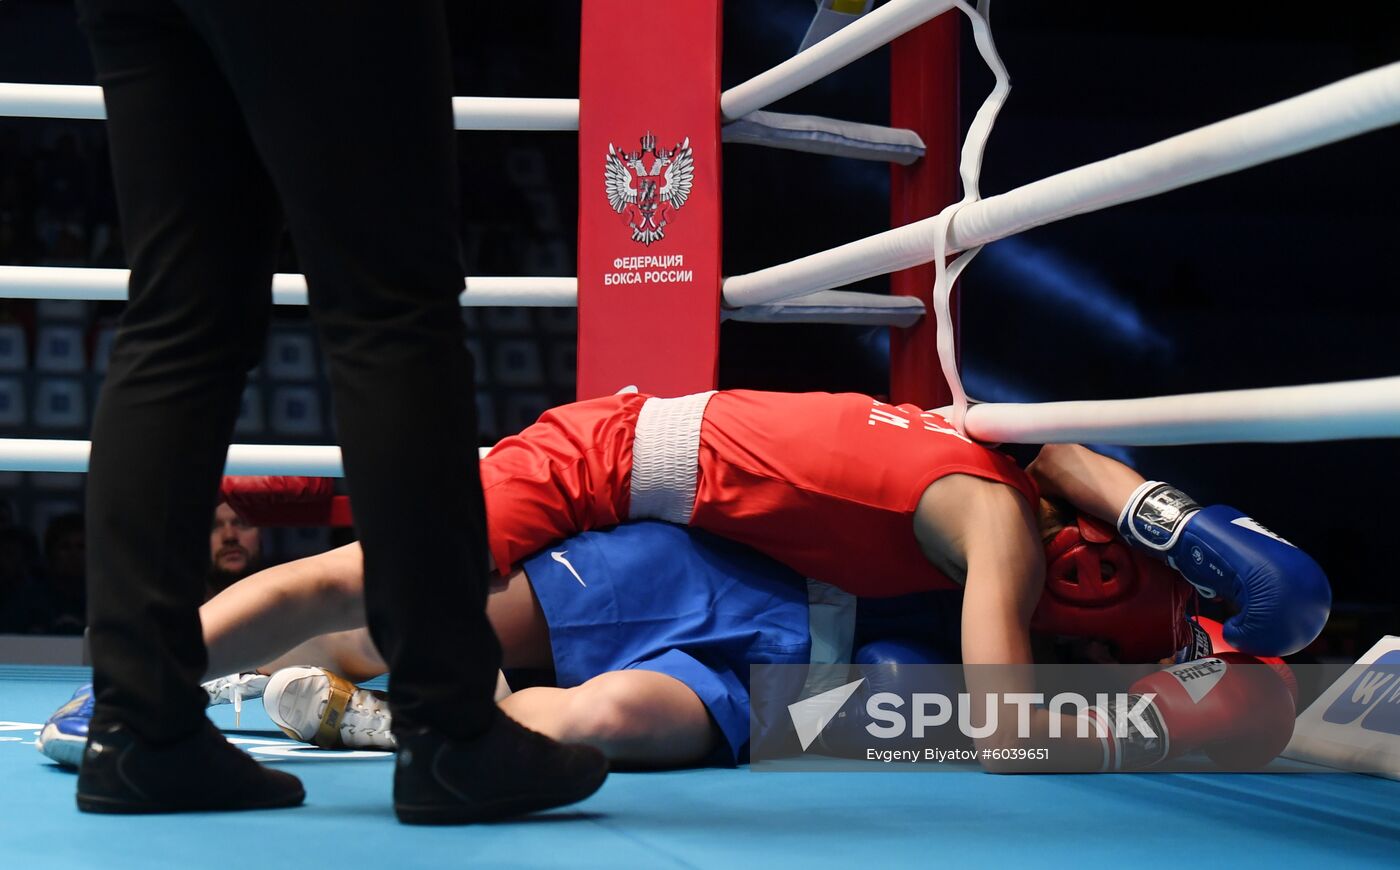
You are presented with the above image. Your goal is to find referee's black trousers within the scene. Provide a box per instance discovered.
[76,0,501,743]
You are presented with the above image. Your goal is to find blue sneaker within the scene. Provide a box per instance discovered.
[36,683,93,768]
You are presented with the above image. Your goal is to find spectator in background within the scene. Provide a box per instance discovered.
[206,502,261,601]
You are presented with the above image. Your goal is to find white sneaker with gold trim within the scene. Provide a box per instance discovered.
[262,667,395,750]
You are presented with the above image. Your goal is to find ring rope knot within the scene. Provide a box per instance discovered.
[930,0,1009,439]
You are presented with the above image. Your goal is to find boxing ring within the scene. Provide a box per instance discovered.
[2,0,1400,866]
[2,667,1398,868]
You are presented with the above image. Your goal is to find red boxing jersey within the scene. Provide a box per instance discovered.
[479,390,1038,597]
[691,391,1037,596]
[479,392,645,575]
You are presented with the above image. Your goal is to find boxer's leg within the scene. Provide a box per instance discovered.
[501,671,717,768]
[260,629,387,684]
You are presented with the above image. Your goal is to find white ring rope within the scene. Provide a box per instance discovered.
[0,84,581,132]
[0,439,345,477]
[953,60,1400,252]
[722,60,1400,307]
[0,266,923,327]
[451,96,577,131]
[720,0,955,120]
[1,375,1395,478]
[0,440,500,477]
[0,82,106,119]
[0,84,924,164]
[0,266,578,307]
[955,376,1400,446]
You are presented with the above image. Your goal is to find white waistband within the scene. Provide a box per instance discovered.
[805,579,856,668]
[628,391,716,524]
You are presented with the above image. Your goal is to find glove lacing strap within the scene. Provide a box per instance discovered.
[1081,694,1169,772]
[1117,480,1202,552]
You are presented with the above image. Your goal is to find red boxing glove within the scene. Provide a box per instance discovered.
[1189,616,1299,708]
[220,476,350,527]
[1092,653,1295,771]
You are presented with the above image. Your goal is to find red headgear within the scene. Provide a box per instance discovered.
[1032,512,1196,662]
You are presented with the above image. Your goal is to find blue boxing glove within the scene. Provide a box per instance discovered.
[812,638,965,756]
[1117,481,1331,656]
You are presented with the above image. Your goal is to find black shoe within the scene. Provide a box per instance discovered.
[393,710,608,825]
[76,719,305,814]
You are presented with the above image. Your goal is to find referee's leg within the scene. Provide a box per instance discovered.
[177,1,607,822]
[180,0,499,737]
[76,0,302,812]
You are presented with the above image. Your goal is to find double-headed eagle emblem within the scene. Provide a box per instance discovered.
[604,132,694,246]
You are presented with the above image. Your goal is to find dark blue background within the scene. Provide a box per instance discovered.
[1,1,1395,647]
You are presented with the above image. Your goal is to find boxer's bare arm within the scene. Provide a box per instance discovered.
[915,474,1106,771]
[1026,443,1146,524]
[202,543,369,679]
[201,542,548,679]
[915,474,1044,665]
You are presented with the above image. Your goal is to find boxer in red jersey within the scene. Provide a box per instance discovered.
[481,390,1036,598]
[225,388,1323,771]
[468,388,1321,770]
[232,388,1079,677]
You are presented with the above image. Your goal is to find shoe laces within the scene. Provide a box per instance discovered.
[202,672,270,727]
[341,686,396,749]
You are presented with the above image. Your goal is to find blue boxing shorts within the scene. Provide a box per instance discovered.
[521,521,812,765]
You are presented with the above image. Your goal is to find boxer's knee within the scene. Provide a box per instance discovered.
[556,671,713,765]
[557,676,651,751]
